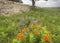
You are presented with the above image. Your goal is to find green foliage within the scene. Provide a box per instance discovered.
[0,15,18,43]
[0,8,60,43]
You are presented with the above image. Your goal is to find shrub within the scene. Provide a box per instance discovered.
[13,24,53,43]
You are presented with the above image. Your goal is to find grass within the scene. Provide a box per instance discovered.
[0,8,60,43]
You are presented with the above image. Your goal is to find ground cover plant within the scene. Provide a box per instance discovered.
[14,24,53,43]
[0,8,60,43]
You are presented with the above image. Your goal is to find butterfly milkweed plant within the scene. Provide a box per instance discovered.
[12,24,53,43]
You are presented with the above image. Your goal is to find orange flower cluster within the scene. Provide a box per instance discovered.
[43,35,53,43]
[31,24,35,28]
[23,28,29,33]
[17,24,53,43]
[44,35,50,41]
[34,30,40,35]
[18,33,26,40]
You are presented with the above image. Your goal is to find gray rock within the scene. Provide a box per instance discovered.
[0,0,30,16]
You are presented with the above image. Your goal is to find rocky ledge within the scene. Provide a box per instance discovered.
[0,0,30,16]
